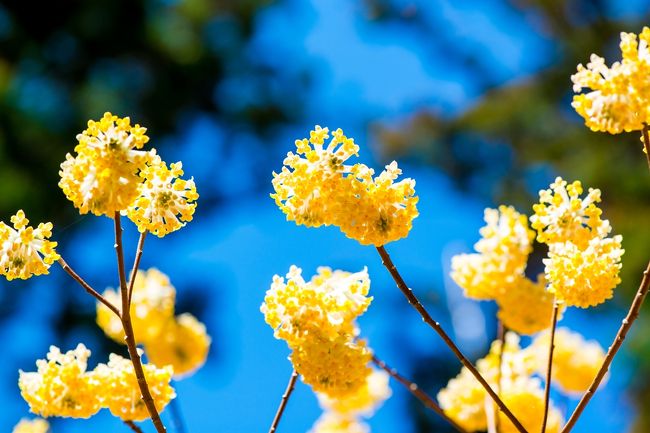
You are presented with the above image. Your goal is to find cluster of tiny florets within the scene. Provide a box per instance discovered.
[261,266,373,398]
[271,126,418,246]
[0,210,59,281]
[572,27,650,134]
[12,418,49,433]
[532,177,623,308]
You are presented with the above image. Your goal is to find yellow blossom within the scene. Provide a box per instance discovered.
[96,268,176,344]
[18,344,101,419]
[0,210,59,280]
[126,154,198,237]
[529,328,606,394]
[451,206,534,300]
[310,413,369,433]
[145,313,211,378]
[572,28,650,134]
[496,274,558,335]
[95,353,175,421]
[12,418,49,433]
[271,126,418,246]
[498,377,563,433]
[317,369,391,417]
[59,112,152,217]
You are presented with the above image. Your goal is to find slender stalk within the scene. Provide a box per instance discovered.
[169,388,187,433]
[372,355,468,433]
[114,213,167,433]
[561,259,650,433]
[127,232,147,307]
[57,257,121,317]
[496,322,507,433]
[541,302,560,433]
[643,124,650,170]
[124,420,144,433]
[268,369,299,433]
[375,246,528,433]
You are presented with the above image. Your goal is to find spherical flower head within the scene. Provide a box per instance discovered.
[476,333,536,385]
[340,161,419,246]
[310,413,369,433]
[317,369,391,417]
[126,154,198,237]
[498,377,563,433]
[530,328,607,394]
[0,210,59,280]
[145,313,211,378]
[95,353,175,421]
[59,112,152,217]
[531,178,607,248]
[291,336,372,399]
[496,274,561,335]
[451,206,534,300]
[544,235,623,308]
[437,367,488,432]
[18,344,101,418]
[571,28,650,134]
[97,268,176,344]
[12,418,49,433]
[261,266,372,347]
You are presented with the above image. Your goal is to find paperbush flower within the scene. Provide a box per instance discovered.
[96,268,176,344]
[271,126,418,246]
[530,328,606,394]
[316,369,391,417]
[12,418,49,433]
[310,413,369,433]
[496,274,558,335]
[18,344,101,418]
[145,313,211,378]
[126,154,198,237]
[0,210,59,280]
[572,27,650,134]
[59,112,152,217]
[95,353,175,421]
[498,377,563,433]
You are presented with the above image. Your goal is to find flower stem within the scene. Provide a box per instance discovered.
[124,420,144,433]
[372,355,468,433]
[643,124,650,170]
[114,213,167,433]
[561,259,650,433]
[57,257,120,317]
[496,321,506,433]
[541,301,560,433]
[375,246,528,433]
[169,387,187,433]
[268,369,299,433]
[127,232,147,307]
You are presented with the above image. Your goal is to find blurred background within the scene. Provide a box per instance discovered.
[0,0,649,432]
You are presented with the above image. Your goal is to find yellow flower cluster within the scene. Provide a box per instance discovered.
[12,418,49,433]
[19,345,175,421]
[438,334,563,433]
[95,353,175,421]
[0,210,59,281]
[126,154,198,237]
[532,177,623,308]
[310,413,369,433]
[271,126,418,246]
[529,328,606,394]
[96,268,210,378]
[451,206,555,334]
[572,27,650,134]
[261,266,373,398]
[59,112,152,217]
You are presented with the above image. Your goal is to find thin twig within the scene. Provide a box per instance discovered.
[541,301,560,433]
[124,420,144,433]
[643,124,650,170]
[127,232,147,307]
[496,321,507,433]
[57,257,121,317]
[372,355,468,433]
[561,259,650,433]
[114,213,167,433]
[268,369,299,433]
[169,387,187,433]
[375,246,528,433]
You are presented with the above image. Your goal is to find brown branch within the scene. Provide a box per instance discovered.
[375,246,528,433]
[541,302,560,433]
[57,257,121,317]
[561,259,650,433]
[643,124,650,170]
[114,213,167,433]
[372,355,468,433]
[268,369,299,433]
[127,232,147,307]
[124,420,144,433]
[496,321,507,433]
